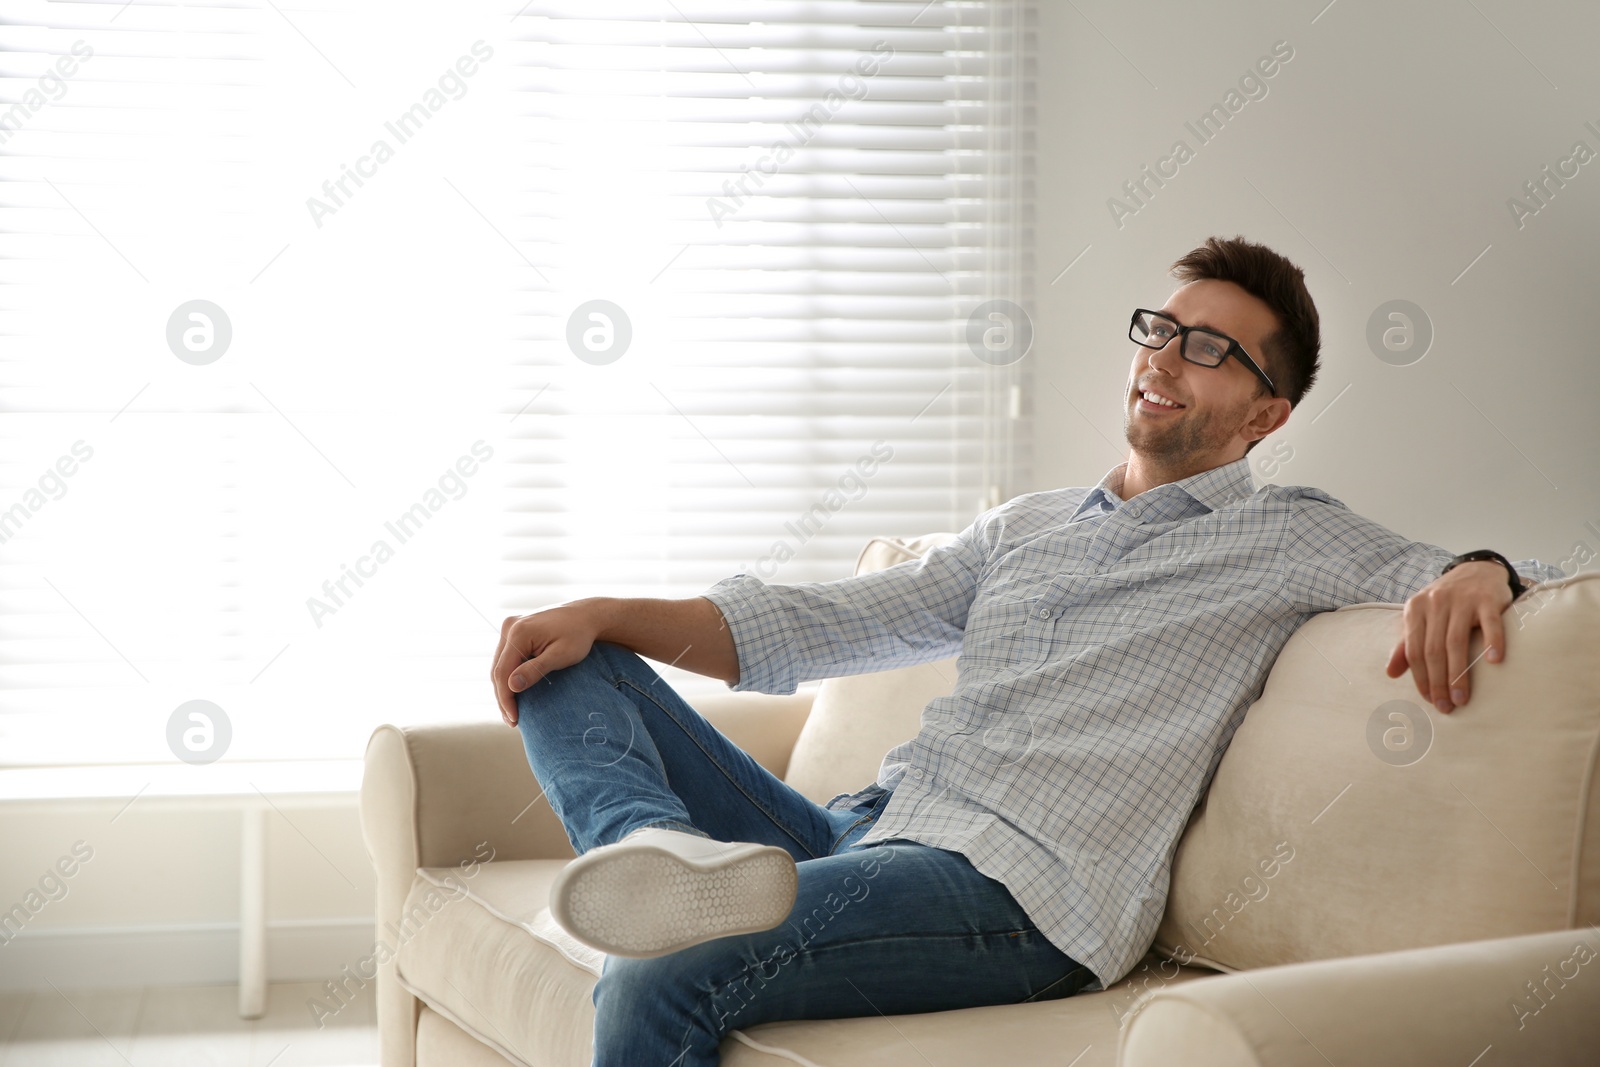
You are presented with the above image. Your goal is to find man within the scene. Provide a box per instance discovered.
[491,235,1563,1066]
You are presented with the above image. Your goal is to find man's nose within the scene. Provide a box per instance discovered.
[1146,336,1187,378]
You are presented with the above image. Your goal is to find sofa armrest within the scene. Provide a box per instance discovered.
[361,689,813,871]
[365,719,560,1067]
[359,688,812,1066]
[1119,926,1600,1067]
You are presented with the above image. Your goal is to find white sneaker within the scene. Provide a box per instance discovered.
[548,827,798,958]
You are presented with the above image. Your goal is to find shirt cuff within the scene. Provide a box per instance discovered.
[698,573,800,695]
[1511,559,1566,585]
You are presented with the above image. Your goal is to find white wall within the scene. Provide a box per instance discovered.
[1032,0,1599,570]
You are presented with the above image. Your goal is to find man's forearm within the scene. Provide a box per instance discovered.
[589,596,740,686]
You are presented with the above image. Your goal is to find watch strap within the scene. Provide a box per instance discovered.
[1442,549,1527,600]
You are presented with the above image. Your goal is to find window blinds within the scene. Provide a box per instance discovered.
[0,0,1033,768]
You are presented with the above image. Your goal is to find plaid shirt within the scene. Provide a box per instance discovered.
[699,456,1564,988]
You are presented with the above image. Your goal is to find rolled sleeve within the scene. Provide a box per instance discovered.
[698,574,798,694]
[698,517,994,695]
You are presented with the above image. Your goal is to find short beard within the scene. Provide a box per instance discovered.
[1124,389,1258,473]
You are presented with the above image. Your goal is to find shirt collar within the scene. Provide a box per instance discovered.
[1071,455,1255,522]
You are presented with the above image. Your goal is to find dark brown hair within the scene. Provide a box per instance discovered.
[1170,236,1321,451]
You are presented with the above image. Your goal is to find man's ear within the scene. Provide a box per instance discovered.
[1245,396,1291,443]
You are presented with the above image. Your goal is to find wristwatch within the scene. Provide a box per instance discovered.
[1442,549,1527,600]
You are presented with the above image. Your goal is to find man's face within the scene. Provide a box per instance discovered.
[1123,278,1284,471]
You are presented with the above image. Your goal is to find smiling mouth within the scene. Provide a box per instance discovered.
[1136,389,1185,411]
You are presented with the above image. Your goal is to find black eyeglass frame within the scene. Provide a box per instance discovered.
[1128,308,1277,399]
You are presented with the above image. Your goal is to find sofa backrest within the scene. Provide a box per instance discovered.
[782,533,960,805]
[783,534,1600,972]
[1152,572,1600,972]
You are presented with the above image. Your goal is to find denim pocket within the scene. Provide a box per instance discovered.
[1021,961,1095,1004]
[832,785,892,852]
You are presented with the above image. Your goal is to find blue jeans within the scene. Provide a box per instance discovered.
[516,641,1094,1067]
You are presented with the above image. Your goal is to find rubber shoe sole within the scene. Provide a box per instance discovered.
[549,827,799,958]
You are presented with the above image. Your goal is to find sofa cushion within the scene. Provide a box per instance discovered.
[719,958,1216,1067]
[1153,573,1600,973]
[417,1005,527,1067]
[396,862,1218,1066]
[782,533,961,806]
[394,861,597,1067]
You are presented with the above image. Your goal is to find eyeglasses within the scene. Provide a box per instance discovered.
[1128,309,1276,398]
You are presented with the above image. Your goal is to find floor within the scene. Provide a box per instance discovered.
[0,981,377,1066]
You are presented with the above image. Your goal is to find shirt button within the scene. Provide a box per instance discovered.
[911,768,925,780]
[1037,608,1051,619]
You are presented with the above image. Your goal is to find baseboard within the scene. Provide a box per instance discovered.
[0,916,376,991]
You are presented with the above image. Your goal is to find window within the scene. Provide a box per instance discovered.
[0,0,1034,768]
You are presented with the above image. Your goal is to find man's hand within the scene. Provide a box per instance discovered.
[1385,560,1517,714]
[491,601,607,728]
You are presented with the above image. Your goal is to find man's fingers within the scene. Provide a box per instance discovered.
[1404,611,1431,705]
[510,660,537,692]
[491,606,600,728]
[492,615,516,679]
[493,617,514,725]
[1423,620,1450,713]
[1442,609,1474,710]
[493,615,530,727]
[492,617,559,728]
[500,664,526,728]
[1480,606,1506,667]
[511,657,556,695]
[1395,572,1519,715]
[1385,638,1407,679]
[498,670,517,727]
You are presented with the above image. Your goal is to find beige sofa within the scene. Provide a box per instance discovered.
[360,534,1600,1066]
